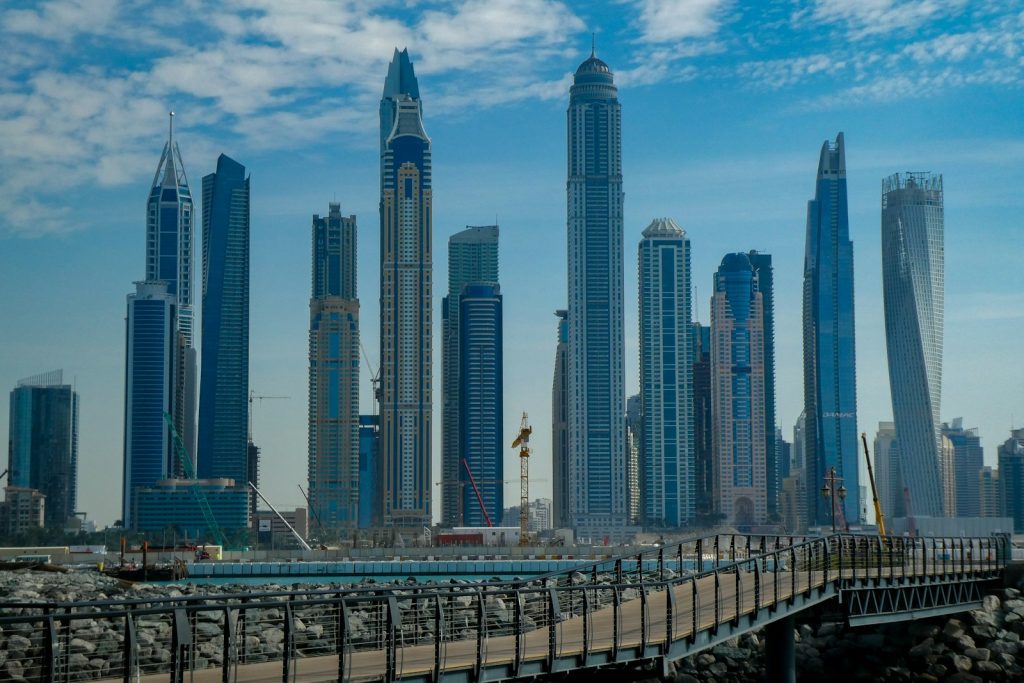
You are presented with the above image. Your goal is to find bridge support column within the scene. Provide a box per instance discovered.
[765,615,795,683]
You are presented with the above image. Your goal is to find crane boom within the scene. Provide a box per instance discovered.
[162,412,225,546]
[249,482,312,551]
[861,432,887,536]
[512,413,532,546]
[461,458,493,527]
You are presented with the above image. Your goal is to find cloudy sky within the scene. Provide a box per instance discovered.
[1,0,1021,526]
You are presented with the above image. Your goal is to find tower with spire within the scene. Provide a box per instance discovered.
[378,49,433,530]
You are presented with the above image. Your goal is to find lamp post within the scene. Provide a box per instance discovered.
[820,467,848,534]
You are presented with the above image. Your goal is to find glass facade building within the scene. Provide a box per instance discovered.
[198,154,251,485]
[638,218,694,527]
[692,323,712,516]
[358,415,380,529]
[941,418,984,518]
[442,225,499,526]
[747,251,778,517]
[122,281,176,528]
[458,283,503,527]
[135,478,250,536]
[710,254,767,528]
[802,133,860,527]
[551,310,570,529]
[566,50,629,539]
[882,172,945,517]
[379,49,432,529]
[8,371,78,528]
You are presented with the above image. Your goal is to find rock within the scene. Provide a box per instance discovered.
[982,595,1001,612]
[944,619,966,640]
[6,634,32,652]
[857,633,886,649]
[5,660,25,680]
[1001,588,1020,600]
[817,622,842,637]
[973,660,1002,675]
[263,628,284,645]
[799,623,814,640]
[69,637,97,654]
[971,624,997,640]
[909,638,935,658]
[947,653,973,672]
[952,634,976,651]
[695,653,715,669]
[945,674,982,683]
[708,662,728,676]
[963,647,990,662]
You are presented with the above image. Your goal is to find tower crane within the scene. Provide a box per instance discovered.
[511,413,533,546]
[861,432,887,536]
[248,390,289,442]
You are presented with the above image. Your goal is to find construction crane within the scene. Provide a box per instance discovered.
[511,413,532,546]
[248,391,289,442]
[860,432,887,536]
[461,458,494,527]
[359,342,381,416]
[162,412,226,547]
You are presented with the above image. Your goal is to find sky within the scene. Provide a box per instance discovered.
[0,0,1021,527]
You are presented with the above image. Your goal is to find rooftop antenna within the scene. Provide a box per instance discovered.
[168,111,174,147]
[591,32,596,57]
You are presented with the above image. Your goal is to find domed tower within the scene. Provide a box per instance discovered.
[565,44,629,540]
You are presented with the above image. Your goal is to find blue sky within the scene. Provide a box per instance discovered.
[0,0,1021,526]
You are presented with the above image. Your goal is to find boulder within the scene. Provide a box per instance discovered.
[943,619,966,640]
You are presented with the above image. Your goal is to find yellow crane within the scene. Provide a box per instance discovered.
[511,413,533,546]
[861,432,887,536]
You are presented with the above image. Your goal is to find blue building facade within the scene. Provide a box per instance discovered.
[198,154,250,484]
[566,50,629,540]
[358,415,380,529]
[379,49,433,529]
[442,225,499,527]
[8,371,79,528]
[638,218,694,528]
[882,172,945,517]
[747,251,778,518]
[122,281,176,528]
[551,310,570,529]
[802,134,860,527]
[458,283,503,527]
[135,479,250,537]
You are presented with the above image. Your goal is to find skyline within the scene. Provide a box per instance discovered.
[1,1,1022,526]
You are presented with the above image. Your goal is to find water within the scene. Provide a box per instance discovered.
[166,573,525,587]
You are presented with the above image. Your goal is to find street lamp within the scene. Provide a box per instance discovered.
[821,467,848,534]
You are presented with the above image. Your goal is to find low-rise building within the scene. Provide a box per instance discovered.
[135,478,249,539]
[1,487,46,535]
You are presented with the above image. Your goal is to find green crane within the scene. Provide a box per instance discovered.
[162,412,226,547]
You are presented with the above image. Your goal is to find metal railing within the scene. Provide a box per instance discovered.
[0,533,1007,683]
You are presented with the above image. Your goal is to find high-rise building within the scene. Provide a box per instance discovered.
[792,411,807,476]
[747,251,778,517]
[979,466,1000,519]
[379,49,432,529]
[692,323,712,515]
[198,154,251,485]
[147,114,197,468]
[873,422,904,521]
[122,281,176,528]
[566,48,629,540]
[458,283,503,527]
[308,203,360,532]
[776,429,791,482]
[882,172,944,517]
[638,218,694,528]
[625,394,641,526]
[358,415,380,529]
[802,134,860,528]
[8,371,78,528]
[710,254,767,528]
[941,418,984,518]
[442,225,499,526]
[998,429,1024,530]
[551,310,570,529]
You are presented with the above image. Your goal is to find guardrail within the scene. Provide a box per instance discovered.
[0,533,1007,683]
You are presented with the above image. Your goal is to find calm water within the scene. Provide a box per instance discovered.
[162,573,526,587]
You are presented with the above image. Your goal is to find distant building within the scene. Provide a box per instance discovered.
[358,415,380,529]
[779,475,806,534]
[998,429,1024,530]
[979,466,1000,518]
[551,310,570,528]
[873,422,904,520]
[134,478,250,537]
[0,487,46,535]
[792,411,806,477]
[692,323,713,516]
[198,154,251,486]
[122,282,177,529]
[638,218,694,528]
[442,225,499,527]
[803,133,859,529]
[8,370,78,528]
[458,283,503,527]
[711,253,768,528]
[882,172,945,517]
[776,428,791,481]
[529,498,553,532]
[254,508,309,549]
[747,251,777,517]
[941,418,984,518]
[625,394,641,526]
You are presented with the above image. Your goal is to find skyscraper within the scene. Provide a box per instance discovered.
[978,466,1000,519]
[308,203,360,531]
[379,49,432,529]
[802,133,860,527]
[941,418,984,518]
[747,250,778,517]
[873,421,903,521]
[711,253,767,528]
[122,281,176,528]
[551,310,570,529]
[692,322,712,515]
[458,283,503,527]
[998,429,1024,529]
[882,172,945,517]
[442,225,499,527]
[625,394,641,526]
[198,154,250,485]
[566,48,628,539]
[147,114,197,468]
[638,218,694,528]
[358,415,380,529]
[8,371,79,528]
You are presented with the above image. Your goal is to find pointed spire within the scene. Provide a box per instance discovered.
[591,32,596,57]
[169,111,175,148]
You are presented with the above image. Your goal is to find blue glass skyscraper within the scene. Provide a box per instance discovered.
[802,134,860,527]
[882,172,944,517]
[566,48,629,539]
[747,251,778,517]
[638,218,694,527]
[551,310,570,529]
[379,49,432,529]
[198,154,250,485]
[458,283,503,527]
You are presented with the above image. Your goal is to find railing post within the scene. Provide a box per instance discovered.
[659,547,665,582]
[122,612,138,683]
[282,601,294,683]
[474,591,485,682]
[386,596,400,683]
[753,560,761,620]
[223,606,236,683]
[615,558,622,586]
[730,536,736,562]
[43,614,59,683]
[640,585,649,652]
[876,536,883,586]
[823,538,830,589]
[734,568,742,625]
[434,595,445,682]
[790,546,797,604]
[337,600,349,683]
[170,607,192,683]
[696,539,703,572]
[514,591,524,678]
[713,537,720,568]
[547,588,561,672]
[689,579,698,644]
[582,588,591,664]
[666,581,676,649]
[612,585,621,661]
[712,571,721,634]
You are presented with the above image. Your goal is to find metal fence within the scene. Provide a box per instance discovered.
[0,533,1007,683]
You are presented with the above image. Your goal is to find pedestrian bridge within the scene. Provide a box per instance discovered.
[0,533,1008,682]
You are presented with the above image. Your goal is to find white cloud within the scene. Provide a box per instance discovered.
[739,54,844,89]
[809,0,968,39]
[632,0,731,43]
[2,0,120,41]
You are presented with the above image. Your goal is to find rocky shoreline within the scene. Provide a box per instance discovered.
[1,570,1023,681]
